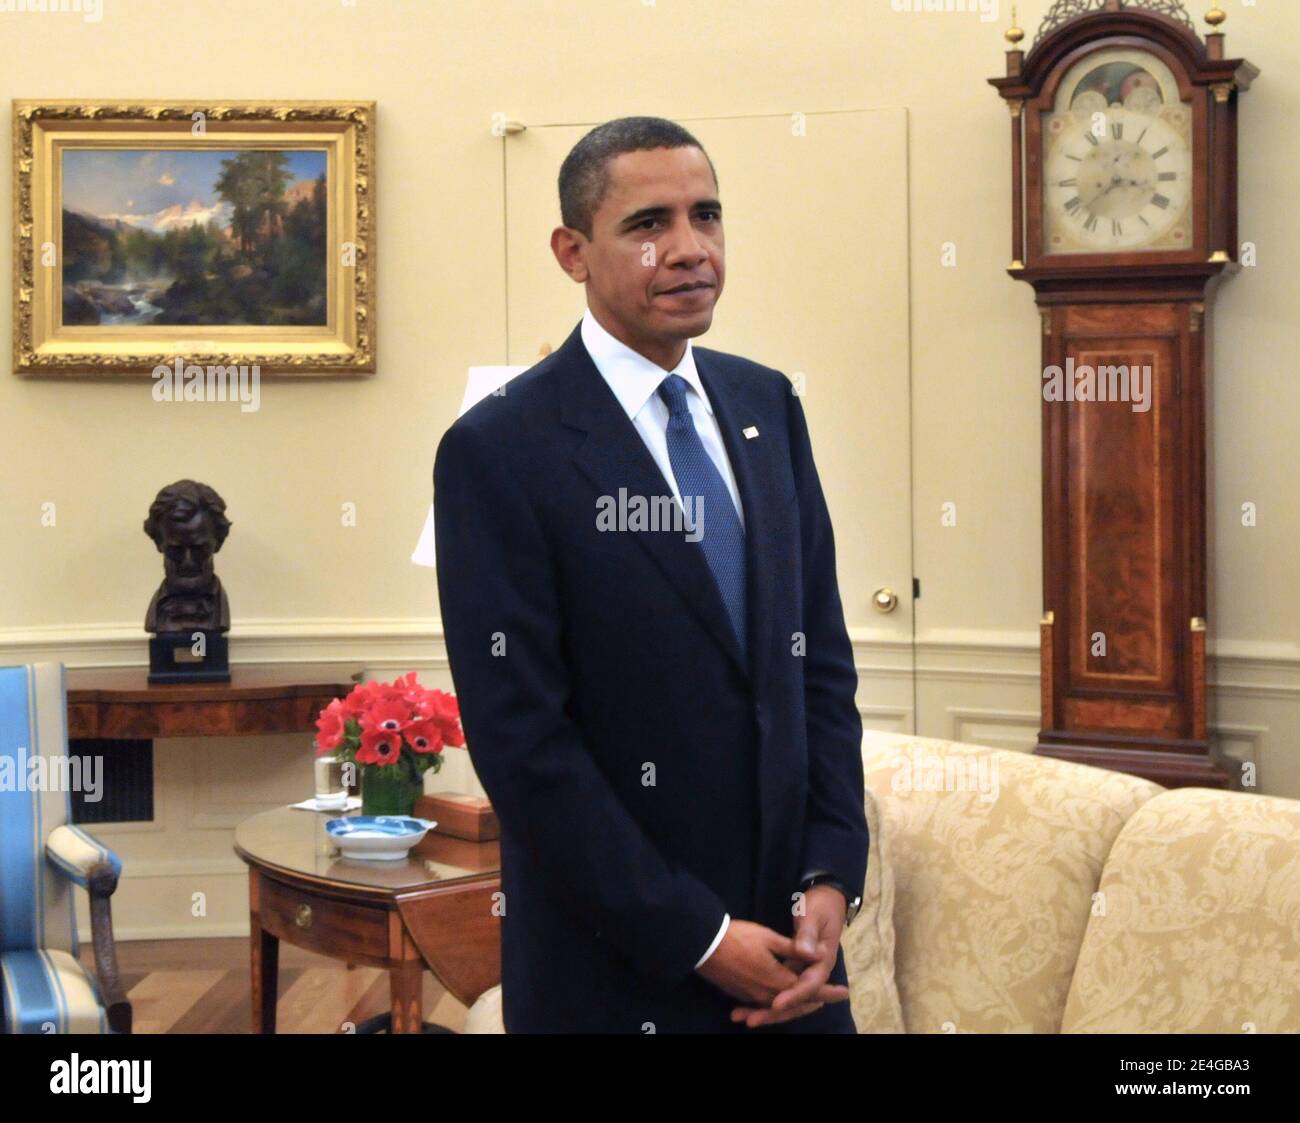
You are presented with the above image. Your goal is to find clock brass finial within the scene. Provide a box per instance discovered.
[1205,4,1226,28]
[1005,4,1025,47]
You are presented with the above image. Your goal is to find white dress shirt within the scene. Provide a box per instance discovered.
[580,308,744,530]
[579,308,739,969]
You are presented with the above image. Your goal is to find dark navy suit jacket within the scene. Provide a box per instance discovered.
[433,321,868,1033]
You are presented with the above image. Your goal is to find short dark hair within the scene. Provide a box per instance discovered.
[558,116,717,240]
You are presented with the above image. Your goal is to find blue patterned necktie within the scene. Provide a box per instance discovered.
[657,372,747,660]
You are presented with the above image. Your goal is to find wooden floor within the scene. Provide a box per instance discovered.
[79,937,470,1034]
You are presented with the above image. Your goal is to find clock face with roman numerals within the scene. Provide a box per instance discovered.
[1041,47,1194,254]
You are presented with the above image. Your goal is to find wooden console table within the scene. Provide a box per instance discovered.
[65,665,361,739]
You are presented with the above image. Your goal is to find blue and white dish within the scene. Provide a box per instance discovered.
[325,815,438,860]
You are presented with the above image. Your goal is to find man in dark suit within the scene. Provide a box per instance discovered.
[433,116,868,1034]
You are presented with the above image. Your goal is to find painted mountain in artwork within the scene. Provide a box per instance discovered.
[86,197,236,235]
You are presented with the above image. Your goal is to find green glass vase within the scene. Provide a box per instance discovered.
[360,759,422,817]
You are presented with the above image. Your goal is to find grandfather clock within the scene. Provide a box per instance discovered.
[989,1,1256,788]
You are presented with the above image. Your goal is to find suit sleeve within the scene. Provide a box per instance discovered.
[784,386,870,904]
[433,419,729,987]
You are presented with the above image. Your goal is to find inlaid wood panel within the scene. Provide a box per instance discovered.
[1067,338,1178,694]
[1042,302,1201,748]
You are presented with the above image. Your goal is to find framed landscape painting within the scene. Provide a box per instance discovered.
[13,100,375,375]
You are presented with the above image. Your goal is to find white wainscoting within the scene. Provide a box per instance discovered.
[908,628,1300,799]
[1,618,1296,941]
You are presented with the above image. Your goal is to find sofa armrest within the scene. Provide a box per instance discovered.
[45,825,131,1033]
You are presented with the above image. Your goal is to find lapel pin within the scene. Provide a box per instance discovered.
[743,426,759,440]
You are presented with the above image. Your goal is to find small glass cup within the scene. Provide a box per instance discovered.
[313,755,348,810]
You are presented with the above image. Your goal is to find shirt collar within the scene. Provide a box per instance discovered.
[580,307,712,421]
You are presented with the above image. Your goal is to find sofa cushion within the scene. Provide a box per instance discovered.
[1061,787,1300,1033]
[860,730,1163,1032]
[841,777,905,1032]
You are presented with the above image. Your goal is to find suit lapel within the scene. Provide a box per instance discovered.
[557,325,749,681]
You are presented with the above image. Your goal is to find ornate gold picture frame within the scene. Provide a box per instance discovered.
[13,100,375,376]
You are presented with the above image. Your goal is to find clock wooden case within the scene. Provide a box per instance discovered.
[989,1,1257,787]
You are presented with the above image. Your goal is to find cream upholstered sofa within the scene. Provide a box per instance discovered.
[464,729,1300,1033]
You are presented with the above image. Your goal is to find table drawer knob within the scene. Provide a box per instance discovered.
[294,904,313,929]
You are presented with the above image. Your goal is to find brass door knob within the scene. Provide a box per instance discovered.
[872,587,899,614]
[294,904,313,929]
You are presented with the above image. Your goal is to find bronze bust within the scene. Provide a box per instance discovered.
[143,480,232,635]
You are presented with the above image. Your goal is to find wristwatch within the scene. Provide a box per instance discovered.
[800,873,862,926]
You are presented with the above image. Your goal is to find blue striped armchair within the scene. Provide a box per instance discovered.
[1,662,131,1033]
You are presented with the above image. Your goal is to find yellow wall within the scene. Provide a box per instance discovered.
[1,2,1297,796]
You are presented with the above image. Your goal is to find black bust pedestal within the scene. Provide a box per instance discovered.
[148,631,231,684]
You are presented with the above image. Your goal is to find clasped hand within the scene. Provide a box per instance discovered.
[694,884,850,1029]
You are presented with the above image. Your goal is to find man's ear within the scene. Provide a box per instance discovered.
[550,225,589,284]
